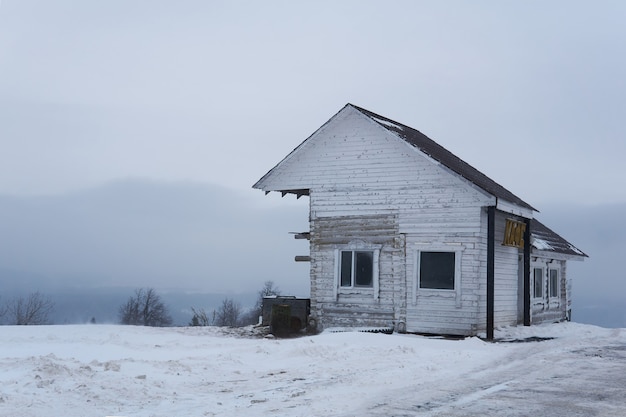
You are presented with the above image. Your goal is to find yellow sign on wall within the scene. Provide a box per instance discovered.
[503,219,526,248]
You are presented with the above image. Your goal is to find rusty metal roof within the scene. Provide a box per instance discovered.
[351,104,537,212]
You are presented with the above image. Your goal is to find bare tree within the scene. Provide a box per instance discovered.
[6,292,55,325]
[214,298,241,327]
[119,288,172,327]
[0,297,7,322]
[189,307,211,326]
[257,280,281,305]
[241,280,281,325]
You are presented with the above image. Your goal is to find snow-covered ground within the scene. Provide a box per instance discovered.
[1,323,625,417]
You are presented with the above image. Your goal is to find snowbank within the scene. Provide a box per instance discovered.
[0,323,624,416]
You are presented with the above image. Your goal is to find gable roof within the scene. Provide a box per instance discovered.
[254,104,586,259]
[530,218,588,258]
[349,104,536,212]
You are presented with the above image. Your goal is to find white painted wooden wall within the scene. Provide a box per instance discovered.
[256,106,555,335]
[530,256,568,324]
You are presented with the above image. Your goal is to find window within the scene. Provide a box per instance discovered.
[548,269,559,298]
[533,267,544,298]
[340,251,374,288]
[419,252,455,290]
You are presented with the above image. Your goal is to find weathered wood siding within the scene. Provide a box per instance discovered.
[295,108,498,334]
[476,210,524,331]
[310,213,403,329]
[405,228,483,335]
[257,107,488,203]
[404,209,520,336]
[255,104,587,336]
[259,106,544,335]
[531,257,568,323]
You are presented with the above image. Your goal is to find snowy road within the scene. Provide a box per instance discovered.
[360,328,626,416]
[0,323,624,416]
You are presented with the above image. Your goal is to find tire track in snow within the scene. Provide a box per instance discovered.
[359,338,626,417]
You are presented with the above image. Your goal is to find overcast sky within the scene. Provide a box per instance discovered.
[1,1,625,320]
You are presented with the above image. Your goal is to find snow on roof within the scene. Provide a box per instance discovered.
[568,243,585,256]
[350,104,537,212]
[370,116,404,131]
[531,237,554,251]
[530,218,587,258]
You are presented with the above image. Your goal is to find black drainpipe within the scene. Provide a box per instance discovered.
[523,218,531,326]
[487,206,495,341]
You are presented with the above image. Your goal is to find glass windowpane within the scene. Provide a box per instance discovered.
[355,251,373,287]
[340,251,352,287]
[533,268,543,298]
[549,269,558,297]
[420,252,455,290]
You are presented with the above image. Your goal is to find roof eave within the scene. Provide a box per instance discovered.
[531,248,588,261]
[497,199,535,219]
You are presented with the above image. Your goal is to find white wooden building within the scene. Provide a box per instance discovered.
[254,104,587,337]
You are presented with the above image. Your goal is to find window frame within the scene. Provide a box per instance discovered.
[548,268,560,299]
[334,247,380,300]
[418,251,457,291]
[339,250,375,288]
[413,247,462,307]
[533,267,544,299]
